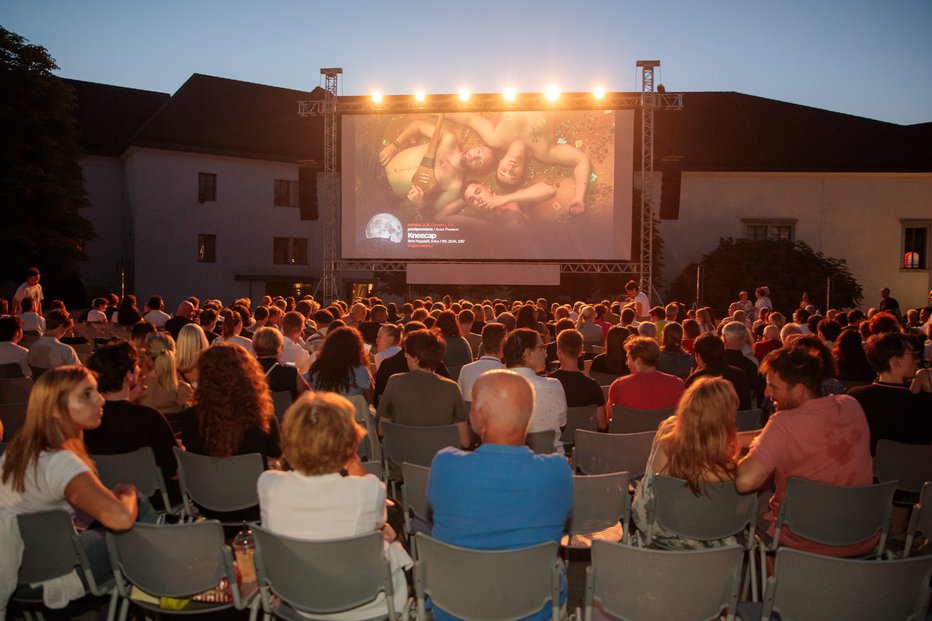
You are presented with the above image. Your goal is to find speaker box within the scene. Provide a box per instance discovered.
[298,167,318,221]
[659,160,681,220]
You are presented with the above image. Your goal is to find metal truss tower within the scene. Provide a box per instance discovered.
[319,68,341,303]
[637,60,660,301]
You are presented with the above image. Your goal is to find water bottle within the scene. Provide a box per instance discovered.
[232,523,256,584]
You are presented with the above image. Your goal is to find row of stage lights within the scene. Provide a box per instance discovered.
[369,85,608,104]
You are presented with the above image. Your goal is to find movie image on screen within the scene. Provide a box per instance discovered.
[341,109,633,260]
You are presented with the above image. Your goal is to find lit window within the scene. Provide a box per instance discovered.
[197,234,216,263]
[273,238,308,265]
[198,173,217,202]
[903,223,929,270]
[274,179,299,207]
[742,219,796,242]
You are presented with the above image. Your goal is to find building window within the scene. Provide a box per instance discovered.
[903,222,929,270]
[274,179,299,207]
[273,237,308,265]
[742,219,796,242]
[198,173,217,202]
[198,234,216,263]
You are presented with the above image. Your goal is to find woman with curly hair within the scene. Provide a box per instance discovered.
[139,332,194,416]
[177,344,281,466]
[630,376,741,549]
[435,310,473,380]
[308,326,373,402]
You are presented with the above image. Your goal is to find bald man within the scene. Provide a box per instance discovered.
[427,370,572,621]
[164,300,197,341]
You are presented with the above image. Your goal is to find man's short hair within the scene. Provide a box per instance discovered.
[458,308,475,325]
[282,311,305,335]
[648,306,664,320]
[87,340,137,393]
[721,321,748,345]
[503,328,540,368]
[92,297,107,309]
[147,296,163,311]
[45,309,72,331]
[199,308,217,327]
[26,267,40,278]
[624,336,661,367]
[620,307,636,324]
[0,316,22,341]
[556,329,583,358]
[379,323,401,345]
[664,303,678,320]
[20,297,34,313]
[403,329,445,370]
[479,322,507,354]
[693,333,725,365]
[869,312,901,336]
[496,311,516,332]
[761,344,824,397]
[131,321,156,342]
[756,286,769,297]
[637,322,657,338]
[624,280,639,292]
[252,326,284,357]
[817,319,842,343]
[864,332,914,373]
[780,323,803,342]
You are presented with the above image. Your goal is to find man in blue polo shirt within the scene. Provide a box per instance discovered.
[428,369,573,621]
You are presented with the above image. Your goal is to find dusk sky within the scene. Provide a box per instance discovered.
[5,0,932,125]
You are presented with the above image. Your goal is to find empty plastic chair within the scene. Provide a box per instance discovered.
[735,408,764,431]
[561,405,598,448]
[589,371,619,387]
[0,377,32,404]
[574,430,655,477]
[414,534,561,621]
[0,362,25,379]
[362,460,383,479]
[0,402,27,441]
[91,447,181,522]
[583,541,743,621]
[270,391,293,423]
[874,439,932,495]
[904,482,932,557]
[173,448,264,523]
[525,430,556,455]
[564,472,631,548]
[346,394,381,462]
[609,405,674,433]
[381,422,458,496]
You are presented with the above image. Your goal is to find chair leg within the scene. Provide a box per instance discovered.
[118,595,131,621]
[106,590,118,621]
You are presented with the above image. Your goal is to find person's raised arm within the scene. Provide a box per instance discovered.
[378,120,436,165]
[543,144,591,215]
[64,474,137,531]
[445,113,504,148]
[483,183,556,210]
[734,455,772,494]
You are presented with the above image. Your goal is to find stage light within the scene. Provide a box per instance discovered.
[503,87,517,102]
[371,91,383,104]
[458,89,471,102]
[545,85,560,102]
[414,91,426,103]
[593,86,606,100]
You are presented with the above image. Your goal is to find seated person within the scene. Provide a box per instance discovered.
[377,329,471,449]
[604,336,684,431]
[428,370,572,621]
[656,322,696,381]
[0,316,31,378]
[547,329,605,408]
[589,325,630,379]
[138,333,194,416]
[26,309,80,371]
[631,377,741,548]
[308,327,373,401]
[258,392,412,619]
[85,298,109,323]
[16,297,45,334]
[685,334,752,411]
[252,327,310,401]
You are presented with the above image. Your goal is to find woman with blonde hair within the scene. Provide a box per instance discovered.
[696,307,717,335]
[139,332,194,416]
[0,367,141,598]
[631,376,741,549]
[258,392,411,619]
[176,323,209,386]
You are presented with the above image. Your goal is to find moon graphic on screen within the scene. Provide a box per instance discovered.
[365,213,403,244]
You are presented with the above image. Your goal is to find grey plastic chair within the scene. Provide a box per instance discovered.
[347,394,381,462]
[525,430,557,454]
[401,462,432,546]
[755,547,932,621]
[0,402,27,440]
[0,377,32,403]
[0,362,25,378]
[648,475,759,600]
[564,472,631,548]
[362,459,383,479]
[589,371,619,386]
[381,422,458,496]
[173,448,264,522]
[270,391,293,423]
[252,527,403,621]
[91,447,182,523]
[609,405,674,433]
[574,430,655,477]
[904,482,932,557]
[735,408,764,431]
[561,405,598,448]
[16,510,117,621]
[583,541,743,621]
[106,520,249,620]
[874,439,932,495]
[414,534,561,621]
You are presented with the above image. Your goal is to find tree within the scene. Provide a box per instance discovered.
[666,238,863,316]
[0,26,92,304]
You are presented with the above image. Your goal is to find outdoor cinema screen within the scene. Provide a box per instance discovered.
[340,108,633,261]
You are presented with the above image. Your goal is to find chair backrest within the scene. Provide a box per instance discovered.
[775,478,896,552]
[570,472,631,540]
[0,362,25,379]
[381,422,459,471]
[91,447,169,506]
[609,405,674,434]
[905,482,932,557]
[585,541,743,621]
[17,510,107,595]
[173,448,264,515]
[28,365,49,380]
[346,394,381,462]
[874,439,932,494]
[589,371,618,386]
[106,521,242,606]
[735,408,763,431]
[414,534,560,621]
[270,390,293,423]
[574,430,655,477]
[362,460,383,479]
[648,475,757,545]
[562,405,598,446]
[0,377,32,404]
[401,463,431,522]
[0,402,28,440]
[525,430,556,455]
[253,527,397,618]
[763,548,932,621]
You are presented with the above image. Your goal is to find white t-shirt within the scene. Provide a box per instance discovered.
[279,336,310,376]
[510,366,568,454]
[13,283,43,315]
[142,310,171,328]
[86,309,107,323]
[633,292,650,320]
[211,334,256,357]
[0,341,30,378]
[0,450,90,515]
[258,471,411,619]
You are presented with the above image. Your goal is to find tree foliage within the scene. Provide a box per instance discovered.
[666,238,863,316]
[0,26,92,300]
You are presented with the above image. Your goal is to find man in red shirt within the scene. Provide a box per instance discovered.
[602,336,684,430]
